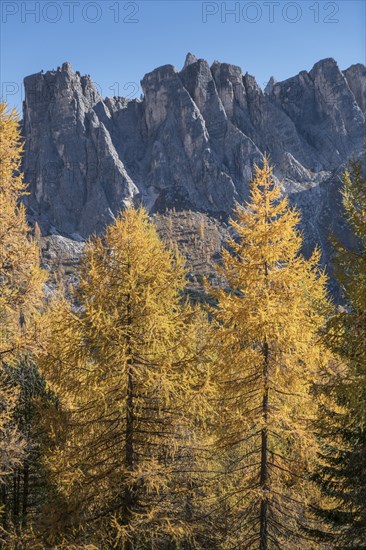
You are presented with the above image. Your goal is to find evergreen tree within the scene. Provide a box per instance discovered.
[209,158,330,549]
[39,208,213,548]
[316,158,366,548]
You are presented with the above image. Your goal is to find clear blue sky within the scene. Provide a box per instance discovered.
[1,0,365,113]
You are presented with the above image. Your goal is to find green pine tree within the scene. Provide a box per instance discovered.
[316,157,366,548]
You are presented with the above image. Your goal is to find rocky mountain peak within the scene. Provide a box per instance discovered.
[61,61,73,74]
[183,52,198,69]
[344,63,366,114]
[21,55,366,280]
[264,76,277,95]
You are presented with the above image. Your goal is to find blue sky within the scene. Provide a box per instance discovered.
[1,0,365,113]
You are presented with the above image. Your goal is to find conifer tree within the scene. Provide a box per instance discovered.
[0,101,46,533]
[1,358,56,535]
[39,208,213,548]
[210,158,330,549]
[316,158,366,547]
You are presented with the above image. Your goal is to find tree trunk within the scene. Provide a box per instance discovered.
[124,298,135,550]
[22,462,29,526]
[260,340,269,550]
[1,483,8,529]
[12,471,20,520]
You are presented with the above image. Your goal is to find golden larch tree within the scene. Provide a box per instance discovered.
[0,101,46,531]
[210,158,331,549]
[39,208,214,548]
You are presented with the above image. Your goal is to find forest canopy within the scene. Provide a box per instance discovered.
[1,103,365,549]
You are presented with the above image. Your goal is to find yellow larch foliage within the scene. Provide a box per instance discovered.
[39,208,214,548]
[0,101,46,480]
[210,158,332,549]
[0,102,46,540]
[0,101,46,361]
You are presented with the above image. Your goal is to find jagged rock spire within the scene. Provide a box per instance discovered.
[265,76,277,95]
[183,52,198,69]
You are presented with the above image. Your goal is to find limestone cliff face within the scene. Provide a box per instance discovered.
[22,55,365,272]
[23,62,137,237]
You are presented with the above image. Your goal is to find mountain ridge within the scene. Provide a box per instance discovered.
[21,55,365,282]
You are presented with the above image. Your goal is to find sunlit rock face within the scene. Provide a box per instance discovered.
[22,55,365,283]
